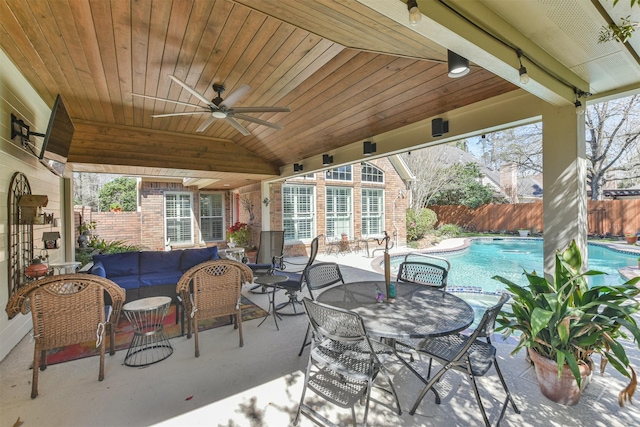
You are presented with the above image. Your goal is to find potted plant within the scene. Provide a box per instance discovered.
[109,202,122,212]
[517,226,530,237]
[625,233,638,245]
[228,221,250,248]
[494,240,640,406]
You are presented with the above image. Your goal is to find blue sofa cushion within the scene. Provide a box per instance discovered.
[108,274,141,290]
[90,261,106,277]
[93,252,140,277]
[140,250,182,275]
[180,246,219,271]
[139,271,184,287]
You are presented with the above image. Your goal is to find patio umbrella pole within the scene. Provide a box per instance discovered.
[376,231,392,302]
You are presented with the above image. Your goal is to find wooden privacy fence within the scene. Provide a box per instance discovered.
[430,200,640,236]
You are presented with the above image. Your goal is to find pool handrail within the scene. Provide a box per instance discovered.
[404,253,451,272]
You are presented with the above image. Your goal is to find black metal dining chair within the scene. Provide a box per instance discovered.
[272,235,320,316]
[396,260,448,290]
[245,230,285,275]
[297,262,345,356]
[407,293,520,426]
[294,298,401,427]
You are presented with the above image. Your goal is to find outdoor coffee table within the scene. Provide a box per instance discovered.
[123,296,173,367]
[255,274,288,331]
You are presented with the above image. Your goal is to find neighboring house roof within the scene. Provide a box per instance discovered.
[518,176,544,200]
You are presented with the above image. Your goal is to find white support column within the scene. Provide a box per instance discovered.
[261,181,271,231]
[542,102,587,276]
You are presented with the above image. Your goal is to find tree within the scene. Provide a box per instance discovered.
[402,144,464,210]
[98,177,137,211]
[74,172,121,210]
[586,95,640,199]
[429,163,507,209]
[473,95,640,200]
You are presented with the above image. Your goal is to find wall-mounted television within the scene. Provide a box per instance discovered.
[38,95,75,177]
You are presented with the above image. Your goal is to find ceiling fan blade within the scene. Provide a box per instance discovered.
[196,115,217,133]
[132,93,206,109]
[168,75,214,107]
[224,117,251,136]
[152,111,210,118]
[233,113,284,130]
[232,106,291,113]
[220,84,251,108]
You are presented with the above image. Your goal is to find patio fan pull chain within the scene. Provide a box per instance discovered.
[96,322,106,348]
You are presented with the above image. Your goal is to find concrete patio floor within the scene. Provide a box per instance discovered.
[1,241,639,427]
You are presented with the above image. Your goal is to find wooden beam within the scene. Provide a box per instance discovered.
[68,120,280,175]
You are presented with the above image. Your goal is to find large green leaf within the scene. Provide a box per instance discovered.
[531,307,553,338]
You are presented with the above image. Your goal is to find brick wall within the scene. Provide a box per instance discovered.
[74,158,410,255]
[239,158,409,257]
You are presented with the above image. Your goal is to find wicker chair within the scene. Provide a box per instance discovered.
[295,298,401,427]
[396,261,448,290]
[176,259,254,357]
[5,274,125,398]
[297,262,345,356]
[407,293,520,426]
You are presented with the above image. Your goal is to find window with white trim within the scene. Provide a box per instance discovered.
[165,192,193,245]
[200,193,224,242]
[361,188,384,236]
[361,163,384,183]
[326,165,352,181]
[326,187,353,238]
[283,185,315,241]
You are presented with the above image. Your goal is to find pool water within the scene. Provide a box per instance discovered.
[392,239,637,294]
[388,239,638,328]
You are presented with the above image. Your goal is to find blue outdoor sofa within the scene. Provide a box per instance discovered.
[89,246,220,302]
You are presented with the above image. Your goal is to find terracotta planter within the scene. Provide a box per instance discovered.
[529,348,592,406]
[625,235,637,245]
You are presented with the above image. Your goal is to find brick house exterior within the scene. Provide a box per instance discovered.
[77,157,411,257]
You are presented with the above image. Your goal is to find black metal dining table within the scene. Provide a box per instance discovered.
[316,281,475,341]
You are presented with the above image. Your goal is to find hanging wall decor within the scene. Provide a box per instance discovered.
[8,172,34,300]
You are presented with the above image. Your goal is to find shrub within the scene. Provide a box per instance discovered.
[406,208,437,241]
[438,223,462,237]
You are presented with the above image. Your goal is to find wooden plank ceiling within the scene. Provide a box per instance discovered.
[0,0,517,189]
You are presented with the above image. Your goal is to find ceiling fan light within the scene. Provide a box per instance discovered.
[211,111,226,118]
[447,50,470,78]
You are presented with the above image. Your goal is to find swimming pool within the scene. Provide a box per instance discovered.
[389,239,638,295]
[386,238,638,329]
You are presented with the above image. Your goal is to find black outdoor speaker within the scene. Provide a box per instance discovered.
[432,118,449,137]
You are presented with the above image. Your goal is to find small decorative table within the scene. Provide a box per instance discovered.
[223,247,245,262]
[49,261,81,275]
[122,296,173,366]
[255,274,288,330]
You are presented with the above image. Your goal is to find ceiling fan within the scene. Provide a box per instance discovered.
[133,75,291,136]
